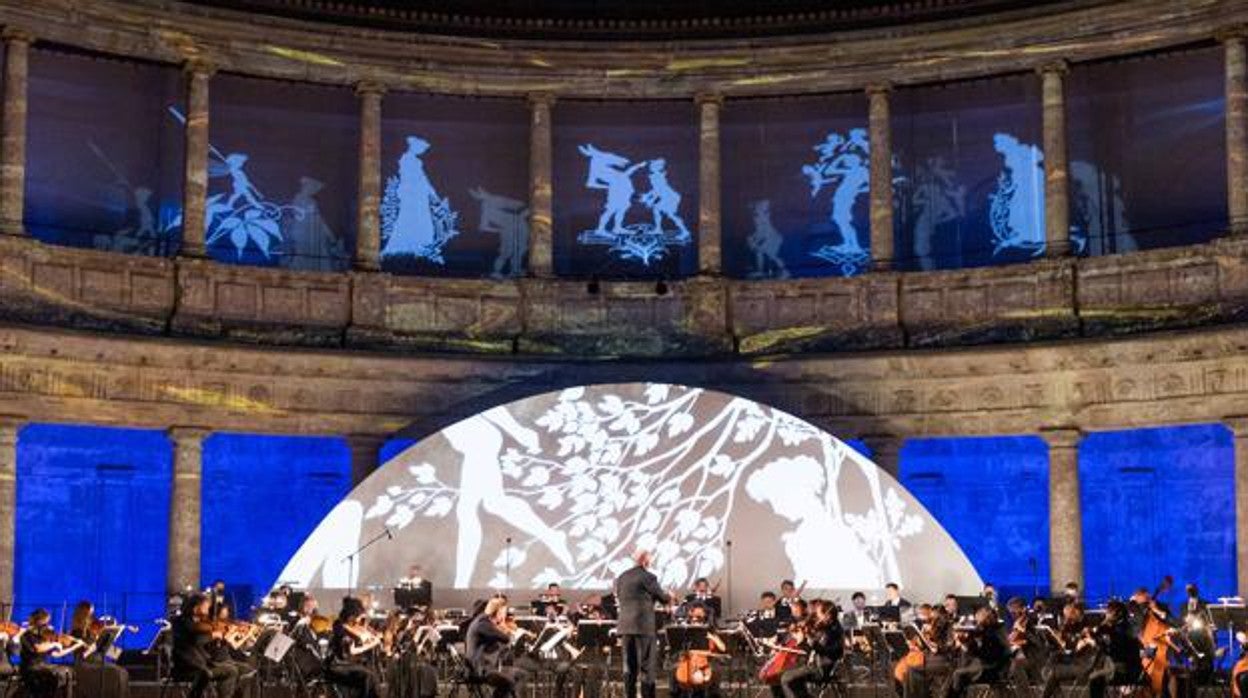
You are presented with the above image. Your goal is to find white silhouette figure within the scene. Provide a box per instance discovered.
[745,455,881,589]
[470,187,530,278]
[825,151,870,253]
[275,500,364,589]
[444,406,575,588]
[990,133,1046,255]
[281,177,344,271]
[911,157,965,271]
[580,144,646,237]
[385,136,442,257]
[220,153,262,211]
[639,158,692,241]
[747,200,788,278]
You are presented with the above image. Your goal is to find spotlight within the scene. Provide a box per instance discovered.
[655,279,669,296]
[587,276,600,295]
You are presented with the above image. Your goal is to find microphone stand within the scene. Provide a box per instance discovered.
[342,527,393,598]
[504,537,512,590]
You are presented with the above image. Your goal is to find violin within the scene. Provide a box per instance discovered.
[0,621,22,639]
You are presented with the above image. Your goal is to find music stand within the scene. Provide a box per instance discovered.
[435,623,463,646]
[663,624,708,655]
[872,606,901,624]
[394,584,431,610]
[1209,604,1248,668]
[576,620,618,650]
[955,596,984,618]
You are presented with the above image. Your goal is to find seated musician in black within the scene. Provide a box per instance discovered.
[1040,602,1097,698]
[466,597,525,698]
[1005,596,1047,689]
[670,603,726,698]
[326,597,383,698]
[1085,600,1141,696]
[69,600,131,698]
[172,593,239,698]
[20,608,75,698]
[771,599,844,698]
[944,607,1007,698]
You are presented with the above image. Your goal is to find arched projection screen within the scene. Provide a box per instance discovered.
[278,384,981,611]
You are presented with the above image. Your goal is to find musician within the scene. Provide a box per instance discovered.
[208,605,257,678]
[288,597,329,682]
[20,608,75,698]
[769,599,843,698]
[466,597,526,698]
[670,603,726,698]
[207,580,233,618]
[980,584,999,612]
[1004,596,1047,688]
[899,609,953,698]
[842,592,871,631]
[1232,636,1248,698]
[398,565,434,609]
[1086,599,1142,696]
[684,578,722,623]
[942,596,960,620]
[1039,602,1097,698]
[326,597,382,698]
[777,581,802,621]
[747,592,780,639]
[1181,584,1215,684]
[884,584,912,611]
[945,606,1007,698]
[536,583,568,618]
[1061,582,1080,604]
[614,548,675,698]
[69,600,131,698]
[172,594,239,698]
[0,622,18,681]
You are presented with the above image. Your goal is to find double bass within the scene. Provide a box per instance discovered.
[1139,601,1179,698]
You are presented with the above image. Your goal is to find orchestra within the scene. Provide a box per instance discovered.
[2,574,1244,698]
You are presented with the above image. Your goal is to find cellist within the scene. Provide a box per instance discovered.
[671,603,726,698]
[1039,602,1098,698]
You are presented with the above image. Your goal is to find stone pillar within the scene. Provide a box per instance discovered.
[527,93,555,277]
[867,84,895,270]
[347,434,387,488]
[697,93,723,275]
[1225,33,1248,234]
[355,82,385,271]
[1042,427,1083,593]
[864,434,904,478]
[1225,417,1248,596]
[0,29,32,236]
[0,419,21,605]
[179,62,213,258]
[167,427,207,593]
[1040,62,1071,256]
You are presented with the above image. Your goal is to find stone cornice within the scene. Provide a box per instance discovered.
[2,0,1242,98]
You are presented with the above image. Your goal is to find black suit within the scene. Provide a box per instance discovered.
[466,615,525,698]
[614,565,669,698]
[171,616,238,698]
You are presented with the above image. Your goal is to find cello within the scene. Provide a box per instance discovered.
[759,617,808,684]
[676,606,729,690]
[1139,599,1178,698]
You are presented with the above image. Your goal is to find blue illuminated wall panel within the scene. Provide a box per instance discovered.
[14,424,172,640]
[201,434,351,612]
[898,436,1050,601]
[1079,424,1234,604]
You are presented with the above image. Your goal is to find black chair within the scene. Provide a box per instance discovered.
[445,645,491,698]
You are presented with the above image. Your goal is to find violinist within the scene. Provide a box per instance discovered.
[900,609,952,698]
[536,583,568,619]
[207,605,257,680]
[326,597,382,698]
[20,608,76,698]
[289,595,329,683]
[671,604,726,698]
[466,597,526,698]
[945,606,1007,698]
[0,618,19,682]
[1180,584,1215,685]
[69,601,131,698]
[769,599,843,698]
[1039,602,1097,698]
[684,579,722,624]
[1004,596,1047,690]
[172,593,239,698]
[1084,599,1141,698]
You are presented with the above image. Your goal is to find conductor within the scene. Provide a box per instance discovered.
[614,549,674,698]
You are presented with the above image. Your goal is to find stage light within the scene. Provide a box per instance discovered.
[655,279,669,296]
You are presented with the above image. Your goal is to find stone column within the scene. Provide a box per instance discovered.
[864,434,904,478]
[0,29,32,236]
[1225,33,1248,235]
[867,84,895,270]
[697,93,723,275]
[347,434,387,488]
[355,82,385,271]
[179,61,213,258]
[167,427,207,593]
[1042,427,1083,593]
[1040,62,1071,256]
[0,419,22,605]
[1226,417,1248,596]
[527,93,555,277]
